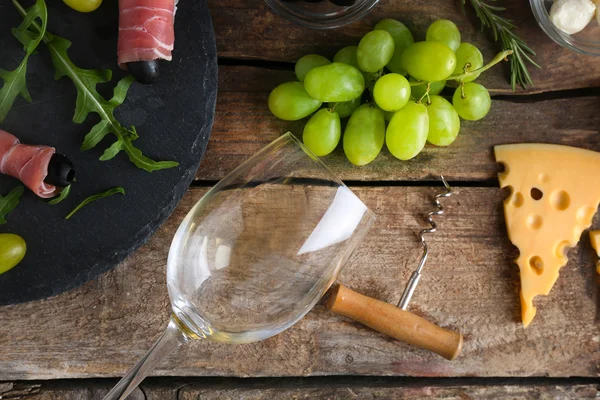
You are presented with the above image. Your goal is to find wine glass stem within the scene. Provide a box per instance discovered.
[103,316,190,400]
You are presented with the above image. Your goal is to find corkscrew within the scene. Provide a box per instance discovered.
[325,176,463,360]
[398,176,453,309]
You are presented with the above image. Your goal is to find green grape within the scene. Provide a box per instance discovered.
[343,104,385,166]
[386,102,429,160]
[373,73,411,112]
[295,54,331,82]
[410,79,446,100]
[304,62,365,102]
[400,42,456,82]
[303,109,341,156]
[357,30,395,73]
[425,19,461,52]
[333,46,360,70]
[0,233,26,275]
[452,82,491,121]
[268,81,322,121]
[374,19,415,75]
[426,95,460,146]
[329,96,361,118]
[453,42,484,82]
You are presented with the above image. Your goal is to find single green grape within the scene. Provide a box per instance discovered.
[357,30,395,73]
[329,97,361,118]
[333,46,361,70]
[295,54,331,82]
[373,73,411,112]
[453,43,484,82]
[386,102,429,160]
[410,79,446,100]
[304,62,365,102]
[374,19,415,75]
[452,82,491,121]
[303,109,341,156]
[425,19,461,52]
[426,95,460,146]
[400,42,456,82]
[268,81,322,121]
[63,0,102,12]
[343,104,385,166]
[0,233,26,275]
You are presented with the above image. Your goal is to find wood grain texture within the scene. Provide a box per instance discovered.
[2,380,598,399]
[209,0,600,94]
[198,65,600,182]
[0,187,597,380]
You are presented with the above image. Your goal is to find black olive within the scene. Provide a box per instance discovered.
[126,60,160,84]
[329,0,357,5]
[45,154,75,187]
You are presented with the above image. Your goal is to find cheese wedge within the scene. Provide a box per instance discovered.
[494,144,600,327]
[590,230,600,274]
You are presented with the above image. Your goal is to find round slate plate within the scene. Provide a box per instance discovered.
[0,0,217,305]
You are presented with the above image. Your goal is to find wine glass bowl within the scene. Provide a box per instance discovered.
[104,133,375,399]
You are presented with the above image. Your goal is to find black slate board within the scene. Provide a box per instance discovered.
[0,0,217,304]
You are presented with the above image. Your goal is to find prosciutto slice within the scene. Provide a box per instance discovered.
[117,0,176,66]
[0,130,58,199]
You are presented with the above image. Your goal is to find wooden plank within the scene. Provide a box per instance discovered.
[2,380,598,399]
[198,66,600,182]
[0,186,597,379]
[209,0,600,94]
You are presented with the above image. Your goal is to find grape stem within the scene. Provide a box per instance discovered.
[416,83,431,105]
[447,50,513,82]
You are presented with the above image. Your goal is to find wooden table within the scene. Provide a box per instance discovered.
[1,1,599,398]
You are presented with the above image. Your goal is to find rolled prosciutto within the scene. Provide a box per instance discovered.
[117,0,177,83]
[0,130,74,199]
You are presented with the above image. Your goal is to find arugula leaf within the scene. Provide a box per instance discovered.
[0,0,47,122]
[12,1,179,172]
[65,186,125,220]
[0,186,24,224]
[47,35,179,172]
[48,184,71,205]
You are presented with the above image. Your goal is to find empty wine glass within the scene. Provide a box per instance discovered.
[104,133,376,399]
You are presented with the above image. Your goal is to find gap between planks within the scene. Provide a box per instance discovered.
[216,58,600,100]
[1,377,599,399]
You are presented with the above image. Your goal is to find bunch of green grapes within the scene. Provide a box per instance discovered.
[268,18,496,165]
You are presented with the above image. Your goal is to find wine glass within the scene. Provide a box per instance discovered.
[104,133,376,399]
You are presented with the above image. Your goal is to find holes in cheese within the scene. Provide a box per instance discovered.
[554,240,571,261]
[494,143,600,327]
[526,214,543,230]
[511,191,524,208]
[550,190,570,211]
[530,188,544,201]
[529,256,544,275]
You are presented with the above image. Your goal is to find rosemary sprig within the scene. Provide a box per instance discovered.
[462,0,540,91]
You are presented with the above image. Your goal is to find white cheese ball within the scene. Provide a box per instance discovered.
[549,0,596,34]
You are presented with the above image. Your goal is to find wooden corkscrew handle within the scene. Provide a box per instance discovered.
[325,284,463,360]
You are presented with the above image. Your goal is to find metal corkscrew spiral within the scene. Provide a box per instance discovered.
[397,176,454,310]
